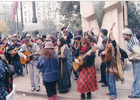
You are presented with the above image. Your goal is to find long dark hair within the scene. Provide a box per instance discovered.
[41,48,55,59]
[58,37,66,48]
[78,37,91,50]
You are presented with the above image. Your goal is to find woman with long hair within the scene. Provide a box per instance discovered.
[37,42,59,100]
[72,37,99,100]
[55,37,71,93]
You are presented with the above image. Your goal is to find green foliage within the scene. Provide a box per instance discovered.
[39,19,57,35]
[127,1,140,34]
[59,1,82,32]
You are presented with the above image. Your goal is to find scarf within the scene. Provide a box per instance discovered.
[81,46,88,53]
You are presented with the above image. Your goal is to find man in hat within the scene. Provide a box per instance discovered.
[18,38,40,91]
[13,33,21,43]
[122,28,140,98]
[21,33,35,44]
[97,29,108,87]
[7,38,23,77]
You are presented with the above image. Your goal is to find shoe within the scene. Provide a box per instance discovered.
[31,87,35,91]
[98,80,103,83]
[87,92,91,99]
[36,87,40,91]
[101,84,107,87]
[20,74,24,77]
[81,94,85,100]
[110,97,115,100]
[128,94,140,98]
[106,93,109,95]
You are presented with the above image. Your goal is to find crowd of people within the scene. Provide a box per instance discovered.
[0,26,140,100]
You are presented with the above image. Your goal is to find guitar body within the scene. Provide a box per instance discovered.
[72,55,85,71]
[20,51,31,64]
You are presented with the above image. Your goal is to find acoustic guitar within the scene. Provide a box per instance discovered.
[0,42,8,52]
[10,46,21,57]
[72,46,96,71]
[20,51,35,64]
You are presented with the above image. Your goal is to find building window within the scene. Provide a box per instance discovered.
[24,11,26,16]
[137,3,140,7]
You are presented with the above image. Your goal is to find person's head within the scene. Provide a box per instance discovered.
[57,37,66,47]
[122,28,132,41]
[8,35,13,40]
[13,34,18,39]
[76,30,83,36]
[78,37,90,49]
[24,38,32,46]
[26,33,31,38]
[42,42,54,59]
[42,35,47,41]
[74,35,82,43]
[100,29,108,38]
[37,37,43,43]
[61,26,67,32]
[37,34,41,38]
[49,36,57,46]
[12,38,17,44]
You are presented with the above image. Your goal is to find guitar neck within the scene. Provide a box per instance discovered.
[79,53,88,61]
[27,53,35,57]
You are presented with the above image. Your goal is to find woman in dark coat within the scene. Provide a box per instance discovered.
[55,37,71,93]
[72,37,98,100]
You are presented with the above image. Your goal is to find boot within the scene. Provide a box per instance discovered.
[48,97,54,100]
[53,94,57,100]
[87,92,91,99]
[81,93,85,100]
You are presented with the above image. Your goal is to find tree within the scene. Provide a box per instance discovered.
[0,20,10,36]
[39,19,57,35]
[59,1,82,32]
[127,1,140,34]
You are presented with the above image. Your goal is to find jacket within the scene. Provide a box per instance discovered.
[36,54,59,82]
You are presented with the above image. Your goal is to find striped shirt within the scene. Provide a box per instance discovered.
[127,36,140,52]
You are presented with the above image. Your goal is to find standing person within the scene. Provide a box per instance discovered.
[73,37,98,99]
[18,38,40,91]
[7,38,23,77]
[101,31,128,100]
[97,29,108,87]
[122,28,140,98]
[13,34,21,43]
[37,42,59,100]
[55,37,71,93]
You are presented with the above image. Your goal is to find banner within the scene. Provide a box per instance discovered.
[12,1,19,21]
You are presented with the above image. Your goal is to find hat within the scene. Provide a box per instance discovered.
[13,34,18,37]
[101,29,108,36]
[26,33,31,37]
[12,38,17,42]
[45,42,54,49]
[42,35,46,38]
[61,26,67,31]
[8,35,12,38]
[74,35,82,40]
[122,28,132,35]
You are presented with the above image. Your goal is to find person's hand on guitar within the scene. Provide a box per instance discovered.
[75,59,80,64]
[58,54,64,58]
[23,55,27,60]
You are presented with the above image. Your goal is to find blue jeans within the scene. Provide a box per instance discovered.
[106,73,117,98]
[132,61,140,97]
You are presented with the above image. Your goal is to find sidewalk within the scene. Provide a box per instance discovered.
[13,61,137,100]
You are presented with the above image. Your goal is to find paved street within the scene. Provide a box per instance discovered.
[12,60,139,100]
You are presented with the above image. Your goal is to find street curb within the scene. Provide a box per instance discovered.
[16,90,78,100]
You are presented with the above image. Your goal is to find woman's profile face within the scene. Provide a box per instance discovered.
[81,42,87,47]
[57,39,61,46]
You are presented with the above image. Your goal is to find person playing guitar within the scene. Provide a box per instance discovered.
[72,37,98,100]
[18,37,40,91]
[7,38,23,77]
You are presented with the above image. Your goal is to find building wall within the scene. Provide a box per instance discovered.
[80,1,128,69]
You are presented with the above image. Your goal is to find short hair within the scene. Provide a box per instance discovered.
[101,29,108,36]
[24,38,30,44]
